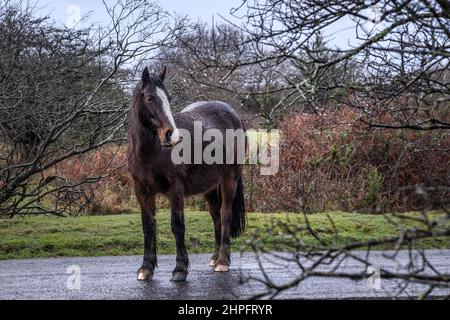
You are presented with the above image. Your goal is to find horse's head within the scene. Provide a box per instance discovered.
[138,66,180,146]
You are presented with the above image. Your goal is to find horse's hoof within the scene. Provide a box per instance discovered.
[171,272,187,282]
[214,264,229,272]
[137,267,153,281]
[209,259,216,267]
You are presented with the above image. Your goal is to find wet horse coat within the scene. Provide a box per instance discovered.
[127,67,246,281]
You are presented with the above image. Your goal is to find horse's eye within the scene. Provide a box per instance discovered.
[147,96,154,103]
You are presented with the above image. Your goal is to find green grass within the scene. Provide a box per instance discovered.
[0,211,448,260]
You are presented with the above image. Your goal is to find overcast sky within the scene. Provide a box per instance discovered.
[33,0,359,49]
[35,0,241,26]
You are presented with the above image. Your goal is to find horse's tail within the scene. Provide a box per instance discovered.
[230,175,246,238]
[229,120,247,238]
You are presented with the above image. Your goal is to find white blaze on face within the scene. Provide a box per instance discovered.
[156,87,179,144]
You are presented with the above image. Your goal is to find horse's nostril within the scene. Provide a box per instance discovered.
[165,130,173,142]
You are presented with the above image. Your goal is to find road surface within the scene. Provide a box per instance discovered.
[1,250,449,299]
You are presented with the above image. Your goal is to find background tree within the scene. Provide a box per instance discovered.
[0,0,186,216]
[224,0,450,128]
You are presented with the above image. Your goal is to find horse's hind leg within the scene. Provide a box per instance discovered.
[215,170,238,272]
[204,189,221,267]
[169,192,189,282]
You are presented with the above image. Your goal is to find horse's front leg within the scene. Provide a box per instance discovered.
[136,190,157,281]
[169,193,189,281]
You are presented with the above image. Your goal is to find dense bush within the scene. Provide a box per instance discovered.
[50,108,448,215]
[52,146,208,214]
[47,146,132,215]
[245,108,449,213]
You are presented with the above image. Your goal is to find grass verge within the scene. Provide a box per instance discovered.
[0,211,448,260]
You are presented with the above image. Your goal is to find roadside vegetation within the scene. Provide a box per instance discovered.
[1,211,448,260]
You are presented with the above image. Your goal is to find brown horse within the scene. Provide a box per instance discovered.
[127,67,246,282]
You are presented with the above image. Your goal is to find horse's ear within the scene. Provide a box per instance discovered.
[159,66,167,82]
[142,67,150,84]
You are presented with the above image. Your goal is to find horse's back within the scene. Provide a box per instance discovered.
[176,101,243,131]
[180,100,239,117]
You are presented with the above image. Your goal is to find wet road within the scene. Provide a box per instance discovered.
[0,250,449,299]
